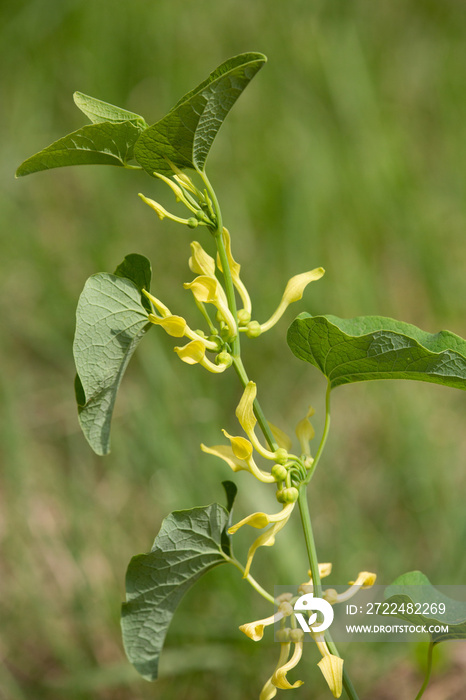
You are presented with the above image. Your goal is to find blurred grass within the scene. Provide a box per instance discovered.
[2,0,466,698]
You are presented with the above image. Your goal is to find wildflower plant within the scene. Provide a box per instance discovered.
[17,52,466,699]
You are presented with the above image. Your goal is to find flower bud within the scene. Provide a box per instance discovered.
[290,628,304,643]
[276,628,291,643]
[245,321,262,338]
[276,487,299,504]
[275,592,293,604]
[237,309,251,325]
[271,464,288,482]
[216,351,233,368]
[274,448,289,465]
[277,601,293,617]
[323,588,339,605]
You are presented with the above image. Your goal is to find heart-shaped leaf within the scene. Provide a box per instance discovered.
[134,52,266,177]
[16,121,142,176]
[121,503,230,680]
[287,313,466,391]
[73,254,152,455]
[385,571,466,644]
[73,91,148,128]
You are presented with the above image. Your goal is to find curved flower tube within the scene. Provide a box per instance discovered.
[260,642,291,700]
[259,268,325,333]
[295,406,316,456]
[313,633,344,698]
[228,503,295,535]
[271,640,304,690]
[239,601,293,642]
[216,227,252,316]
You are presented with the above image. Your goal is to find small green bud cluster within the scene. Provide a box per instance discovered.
[276,486,299,504]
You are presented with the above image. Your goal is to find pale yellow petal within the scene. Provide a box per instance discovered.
[222,429,253,460]
[239,613,276,641]
[229,503,294,536]
[149,314,187,337]
[244,518,289,578]
[318,654,344,698]
[351,571,377,588]
[271,642,304,690]
[260,268,325,333]
[268,422,292,451]
[295,406,316,455]
[173,340,205,365]
[184,276,218,303]
[260,644,290,700]
[189,241,216,277]
[200,444,247,473]
[282,268,325,304]
[235,381,257,434]
[228,512,271,534]
[143,289,171,318]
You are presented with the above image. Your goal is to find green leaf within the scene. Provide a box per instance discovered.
[134,52,267,177]
[73,91,148,129]
[220,480,237,557]
[16,121,141,176]
[121,503,230,681]
[287,313,466,391]
[385,571,466,644]
[114,253,152,312]
[73,255,152,455]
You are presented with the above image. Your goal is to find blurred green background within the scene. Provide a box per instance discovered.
[2,1,466,698]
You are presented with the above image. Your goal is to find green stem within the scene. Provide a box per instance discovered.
[414,643,435,700]
[226,555,276,604]
[297,486,322,598]
[305,380,331,484]
[200,170,241,358]
[298,476,360,700]
[200,171,359,699]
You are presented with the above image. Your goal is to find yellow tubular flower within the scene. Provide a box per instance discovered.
[313,633,344,698]
[295,406,316,456]
[138,193,196,226]
[331,571,377,603]
[235,382,279,460]
[221,430,276,483]
[243,512,293,577]
[298,563,333,594]
[200,444,249,473]
[153,172,188,202]
[189,241,216,277]
[174,340,206,365]
[142,289,171,318]
[268,422,293,451]
[235,381,257,433]
[348,571,377,588]
[184,276,236,336]
[271,641,304,690]
[318,656,344,698]
[173,340,230,373]
[148,309,218,350]
[228,503,295,535]
[222,430,253,460]
[260,268,325,333]
[240,602,293,642]
[149,314,187,337]
[202,437,274,483]
[216,228,252,315]
[260,643,290,700]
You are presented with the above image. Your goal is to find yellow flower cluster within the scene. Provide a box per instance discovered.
[239,566,376,699]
